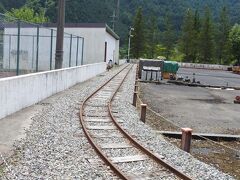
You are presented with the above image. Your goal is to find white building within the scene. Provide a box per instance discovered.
[60,23,120,65]
[1,23,119,71]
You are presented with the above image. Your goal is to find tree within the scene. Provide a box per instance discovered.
[215,6,231,65]
[229,24,240,65]
[146,15,159,58]
[26,0,46,12]
[0,0,26,11]
[162,14,175,59]
[192,10,201,62]
[26,0,57,22]
[199,7,215,63]
[131,7,145,59]
[5,6,48,23]
[0,3,5,13]
[179,9,195,62]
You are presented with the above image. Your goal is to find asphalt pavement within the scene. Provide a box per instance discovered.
[177,68,240,88]
[140,68,240,134]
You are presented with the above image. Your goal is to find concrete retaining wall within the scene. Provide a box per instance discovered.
[179,62,229,70]
[0,62,106,120]
[119,59,126,65]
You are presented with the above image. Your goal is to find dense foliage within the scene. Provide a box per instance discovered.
[229,24,240,65]
[1,0,240,64]
[131,8,145,59]
[5,7,48,23]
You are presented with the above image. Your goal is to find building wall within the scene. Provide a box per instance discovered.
[64,27,105,65]
[65,28,119,65]
[105,32,119,64]
[0,62,106,120]
[119,59,126,65]
[3,26,119,71]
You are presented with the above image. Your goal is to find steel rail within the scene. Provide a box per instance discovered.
[79,64,193,180]
[108,68,193,180]
[79,64,131,180]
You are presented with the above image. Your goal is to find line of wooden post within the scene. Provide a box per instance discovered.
[134,64,192,153]
[133,64,138,107]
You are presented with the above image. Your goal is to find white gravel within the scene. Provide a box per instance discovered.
[1,63,235,180]
[1,66,127,180]
[112,64,235,180]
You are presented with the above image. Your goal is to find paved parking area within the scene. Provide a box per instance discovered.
[140,68,240,134]
[178,68,240,88]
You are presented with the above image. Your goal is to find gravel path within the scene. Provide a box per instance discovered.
[112,65,235,180]
[1,66,126,179]
[0,64,235,179]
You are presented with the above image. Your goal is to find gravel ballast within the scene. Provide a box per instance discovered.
[111,65,235,180]
[1,64,235,179]
[1,66,126,179]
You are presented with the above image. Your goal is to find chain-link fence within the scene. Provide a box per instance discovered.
[0,13,84,78]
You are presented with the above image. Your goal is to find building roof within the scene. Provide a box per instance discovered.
[3,22,120,40]
[105,24,120,40]
[45,23,107,28]
[45,23,120,40]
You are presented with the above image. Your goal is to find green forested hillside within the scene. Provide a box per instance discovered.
[1,0,240,64]
[1,0,240,40]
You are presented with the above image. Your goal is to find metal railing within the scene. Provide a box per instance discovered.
[0,13,84,78]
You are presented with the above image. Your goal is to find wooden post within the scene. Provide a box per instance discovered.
[134,85,138,92]
[181,128,192,153]
[140,104,147,123]
[133,92,138,107]
[135,79,138,86]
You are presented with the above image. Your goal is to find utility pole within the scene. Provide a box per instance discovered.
[127,27,134,61]
[116,0,120,20]
[110,0,120,31]
[55,0,65,69]
[110,10,116,31]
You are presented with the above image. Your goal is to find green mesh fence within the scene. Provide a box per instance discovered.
[0,13,84,78]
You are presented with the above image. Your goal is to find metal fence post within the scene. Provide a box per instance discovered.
[16,21,21,75]
[50,29,53,70]
[81,38,84,65]
[76,36,79,66]
[69,34,72,67]
[8,35,11,71]
[32,36,35,70]
[36,25,39,72]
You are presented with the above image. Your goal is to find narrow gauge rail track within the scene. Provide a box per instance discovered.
[79,64,192,180]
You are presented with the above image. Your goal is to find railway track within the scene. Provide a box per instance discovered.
[79,64,192,180]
